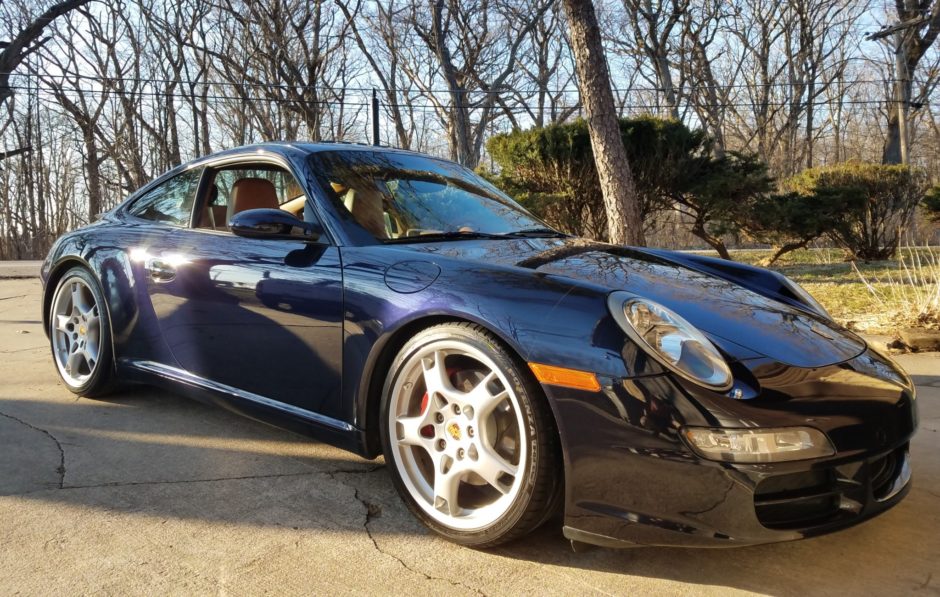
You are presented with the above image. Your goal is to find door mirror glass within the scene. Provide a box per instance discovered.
[230,208,322,242]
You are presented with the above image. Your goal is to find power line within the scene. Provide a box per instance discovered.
[5,69,928,97]
[13,83,929,114]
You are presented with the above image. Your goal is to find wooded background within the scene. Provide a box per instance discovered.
[2,0,940,259]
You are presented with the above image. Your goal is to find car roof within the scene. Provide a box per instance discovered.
[194,141,432,163]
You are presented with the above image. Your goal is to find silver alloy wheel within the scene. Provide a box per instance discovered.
[388,340,527,531]
[50,276,101,388]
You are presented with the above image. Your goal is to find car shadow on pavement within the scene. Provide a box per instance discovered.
[911,373,940,388]
[2,384,937,596]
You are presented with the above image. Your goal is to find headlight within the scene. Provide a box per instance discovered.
[608,293,732,390]
[683,427,836,463]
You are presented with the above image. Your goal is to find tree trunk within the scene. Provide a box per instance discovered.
[561,0,645,247]
[759,240,809,267]
[879,3,940,164]
[691,221,731,260]
[81,129,103,222]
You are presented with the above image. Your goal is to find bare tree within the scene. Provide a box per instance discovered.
[202,0,353,143]
[401,0,552,167]
[34,9,114,220]
[4,0,940,260]
[880,0,940,164]
[334,0,426,148]
[511,4,578,127]
[610,0,690,120]
[0,0,91,107]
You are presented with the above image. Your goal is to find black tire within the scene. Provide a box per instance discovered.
[48,266,116,397]
[380,322,562,548]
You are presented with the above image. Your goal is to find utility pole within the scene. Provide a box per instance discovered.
[866,16,929,165]
[371,88,380,146]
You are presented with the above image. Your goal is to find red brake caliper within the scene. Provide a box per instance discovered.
[418,367,458,439]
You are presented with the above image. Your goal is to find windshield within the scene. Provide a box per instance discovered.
[307,150,551,243]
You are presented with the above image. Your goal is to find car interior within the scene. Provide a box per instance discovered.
[193,163,494,242]
[330,181,391,239]
[324,176,473,241]
[196,166,307,232]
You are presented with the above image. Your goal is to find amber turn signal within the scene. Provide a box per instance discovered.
[528,363,601,392]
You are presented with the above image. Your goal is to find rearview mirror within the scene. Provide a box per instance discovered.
[230,208,323,242]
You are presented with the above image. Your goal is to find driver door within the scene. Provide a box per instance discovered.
[140,162,346,421]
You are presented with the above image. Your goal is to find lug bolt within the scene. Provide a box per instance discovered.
[457,448,465,459]
[467,426,475,438]
[452,404,461,415]
[437,439,446,450]
[435,412,444,423]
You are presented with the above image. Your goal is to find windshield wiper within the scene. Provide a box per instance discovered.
[500,227,568,238]
[385,230,506,243]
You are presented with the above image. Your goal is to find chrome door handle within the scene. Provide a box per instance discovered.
[145,258,177,283]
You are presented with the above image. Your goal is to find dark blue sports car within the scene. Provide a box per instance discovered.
[42,143,917,549]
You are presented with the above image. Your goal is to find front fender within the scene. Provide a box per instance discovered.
[340,246,646,456]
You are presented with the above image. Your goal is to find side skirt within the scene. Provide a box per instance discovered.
[119,358,369,455]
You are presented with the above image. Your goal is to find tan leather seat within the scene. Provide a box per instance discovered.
[231,178,279,214]
[343,186,387,239]
[198,185,228,230]
[199,205,228,230]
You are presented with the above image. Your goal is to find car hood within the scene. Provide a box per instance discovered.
[405,237,865,368]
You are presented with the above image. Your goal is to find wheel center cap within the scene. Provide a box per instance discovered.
[446,421,462,441]
[79,325,86,335]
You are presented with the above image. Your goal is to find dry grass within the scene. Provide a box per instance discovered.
[718,247,940,333]
[851,247,940,330]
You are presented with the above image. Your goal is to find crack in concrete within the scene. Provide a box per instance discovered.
[58,471,325,491]
[335,468,487,596]
[5,466,386,496]
[922,489,940,500]
[0,294,27,301]
[0,410,66,489]
[0,346,45,354]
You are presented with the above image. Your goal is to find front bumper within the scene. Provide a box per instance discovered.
[546,349,917,548]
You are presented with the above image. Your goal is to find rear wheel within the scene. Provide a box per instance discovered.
[49,267,115,396]
[380,322,560,547]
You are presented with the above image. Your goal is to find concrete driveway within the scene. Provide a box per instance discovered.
[1,277,938,596]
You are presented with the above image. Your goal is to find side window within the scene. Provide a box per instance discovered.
[127,168,202,226]
[196,165,309,231]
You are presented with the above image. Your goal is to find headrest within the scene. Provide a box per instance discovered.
[232,178,279,213]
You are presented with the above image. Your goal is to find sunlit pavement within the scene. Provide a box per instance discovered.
[1,277,938,596]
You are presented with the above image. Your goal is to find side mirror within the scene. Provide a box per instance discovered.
[230,208,323,242]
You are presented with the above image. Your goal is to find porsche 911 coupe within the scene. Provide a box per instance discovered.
[42,142,917,549]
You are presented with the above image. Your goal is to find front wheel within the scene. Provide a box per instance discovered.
[48,267,115,396]
[380,322,561,547]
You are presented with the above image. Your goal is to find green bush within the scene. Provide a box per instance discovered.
[485,116,770,255]
[924,184,940,223]
[486,116,714,240]
[785,162,928,261]
[739,191,844,265]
